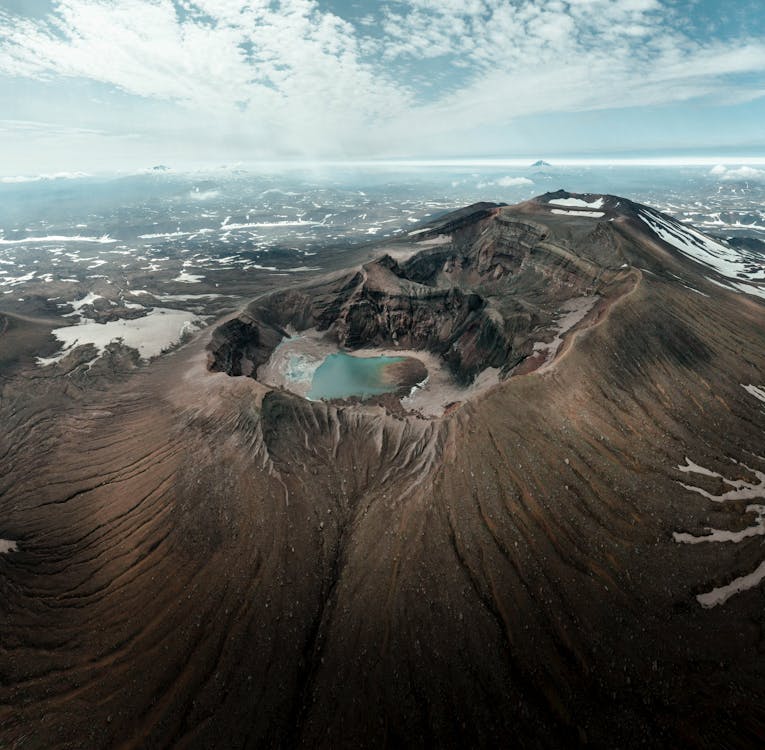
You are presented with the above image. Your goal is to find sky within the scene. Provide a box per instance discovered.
[1,0,765,174]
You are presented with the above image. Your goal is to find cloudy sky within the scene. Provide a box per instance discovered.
[1,0,765,173]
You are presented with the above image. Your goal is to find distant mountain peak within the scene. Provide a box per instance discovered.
[530,160,552,167]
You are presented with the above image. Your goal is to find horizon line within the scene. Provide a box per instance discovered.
[3,155,765,180]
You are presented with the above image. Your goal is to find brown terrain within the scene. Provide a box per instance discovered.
[1,193,764,748]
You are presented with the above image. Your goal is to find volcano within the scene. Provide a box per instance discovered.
[1,192,764,749]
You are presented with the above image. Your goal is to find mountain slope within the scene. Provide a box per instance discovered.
[1,193,764,749]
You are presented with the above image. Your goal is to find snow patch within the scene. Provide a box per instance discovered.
[639,208,765,298]
[742,384,765,404]
[675,384,765,607]
[551,209,604,218]
[138,231,190,240]
[697,560,765,609]
[673,504,765,545]
[36,308,202,366]
[532,296,597,366]
[222,220,316,230]
[172,270,204,283]
[678,461,765,503]
[549,197,604,209]
[150,293,225,301]
[66,292,103,313]
[0,234,115,245]
[0,271,36,286]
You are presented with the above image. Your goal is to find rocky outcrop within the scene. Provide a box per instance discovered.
[207,316,285,376]
[208,200,636,389]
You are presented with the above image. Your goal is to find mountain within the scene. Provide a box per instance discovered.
[1,192,764,748]
[530,159,552,167]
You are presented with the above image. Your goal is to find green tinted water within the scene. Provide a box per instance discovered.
[307,352,407,400]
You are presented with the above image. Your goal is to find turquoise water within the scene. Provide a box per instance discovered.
[307,352,407,401]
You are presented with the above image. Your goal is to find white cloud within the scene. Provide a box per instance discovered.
[0,1,763,161]
[475,176,534,189]
[188,188,220,200]
[0,119,108,137]
[0,171,90,183]
[0,0,410,156]
[496,176,534,187]
[710,165,765,182]
[373,2,765,152]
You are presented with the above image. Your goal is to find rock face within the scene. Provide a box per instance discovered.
[2,193,765,749]
[209,200,636,387]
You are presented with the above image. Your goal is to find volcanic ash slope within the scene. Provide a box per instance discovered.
[1,193,765,749]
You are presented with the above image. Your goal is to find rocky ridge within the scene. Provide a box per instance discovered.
[210,190,757,402]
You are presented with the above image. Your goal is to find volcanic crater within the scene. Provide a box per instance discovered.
[207,198,638,414]
[2,192,765,749]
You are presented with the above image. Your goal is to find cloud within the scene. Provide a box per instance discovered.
[0,0,409,156]
[475,176,534,189]
[0,1,763,161]
[0,171,90,183]
[188,188,220,200]
[710,165,765,182]
[376,2,765,150]
[0,119,109,137]
[496,176,534,187]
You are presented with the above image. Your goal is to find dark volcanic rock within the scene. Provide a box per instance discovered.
[207,316,286,376]
[208,198,635,388]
